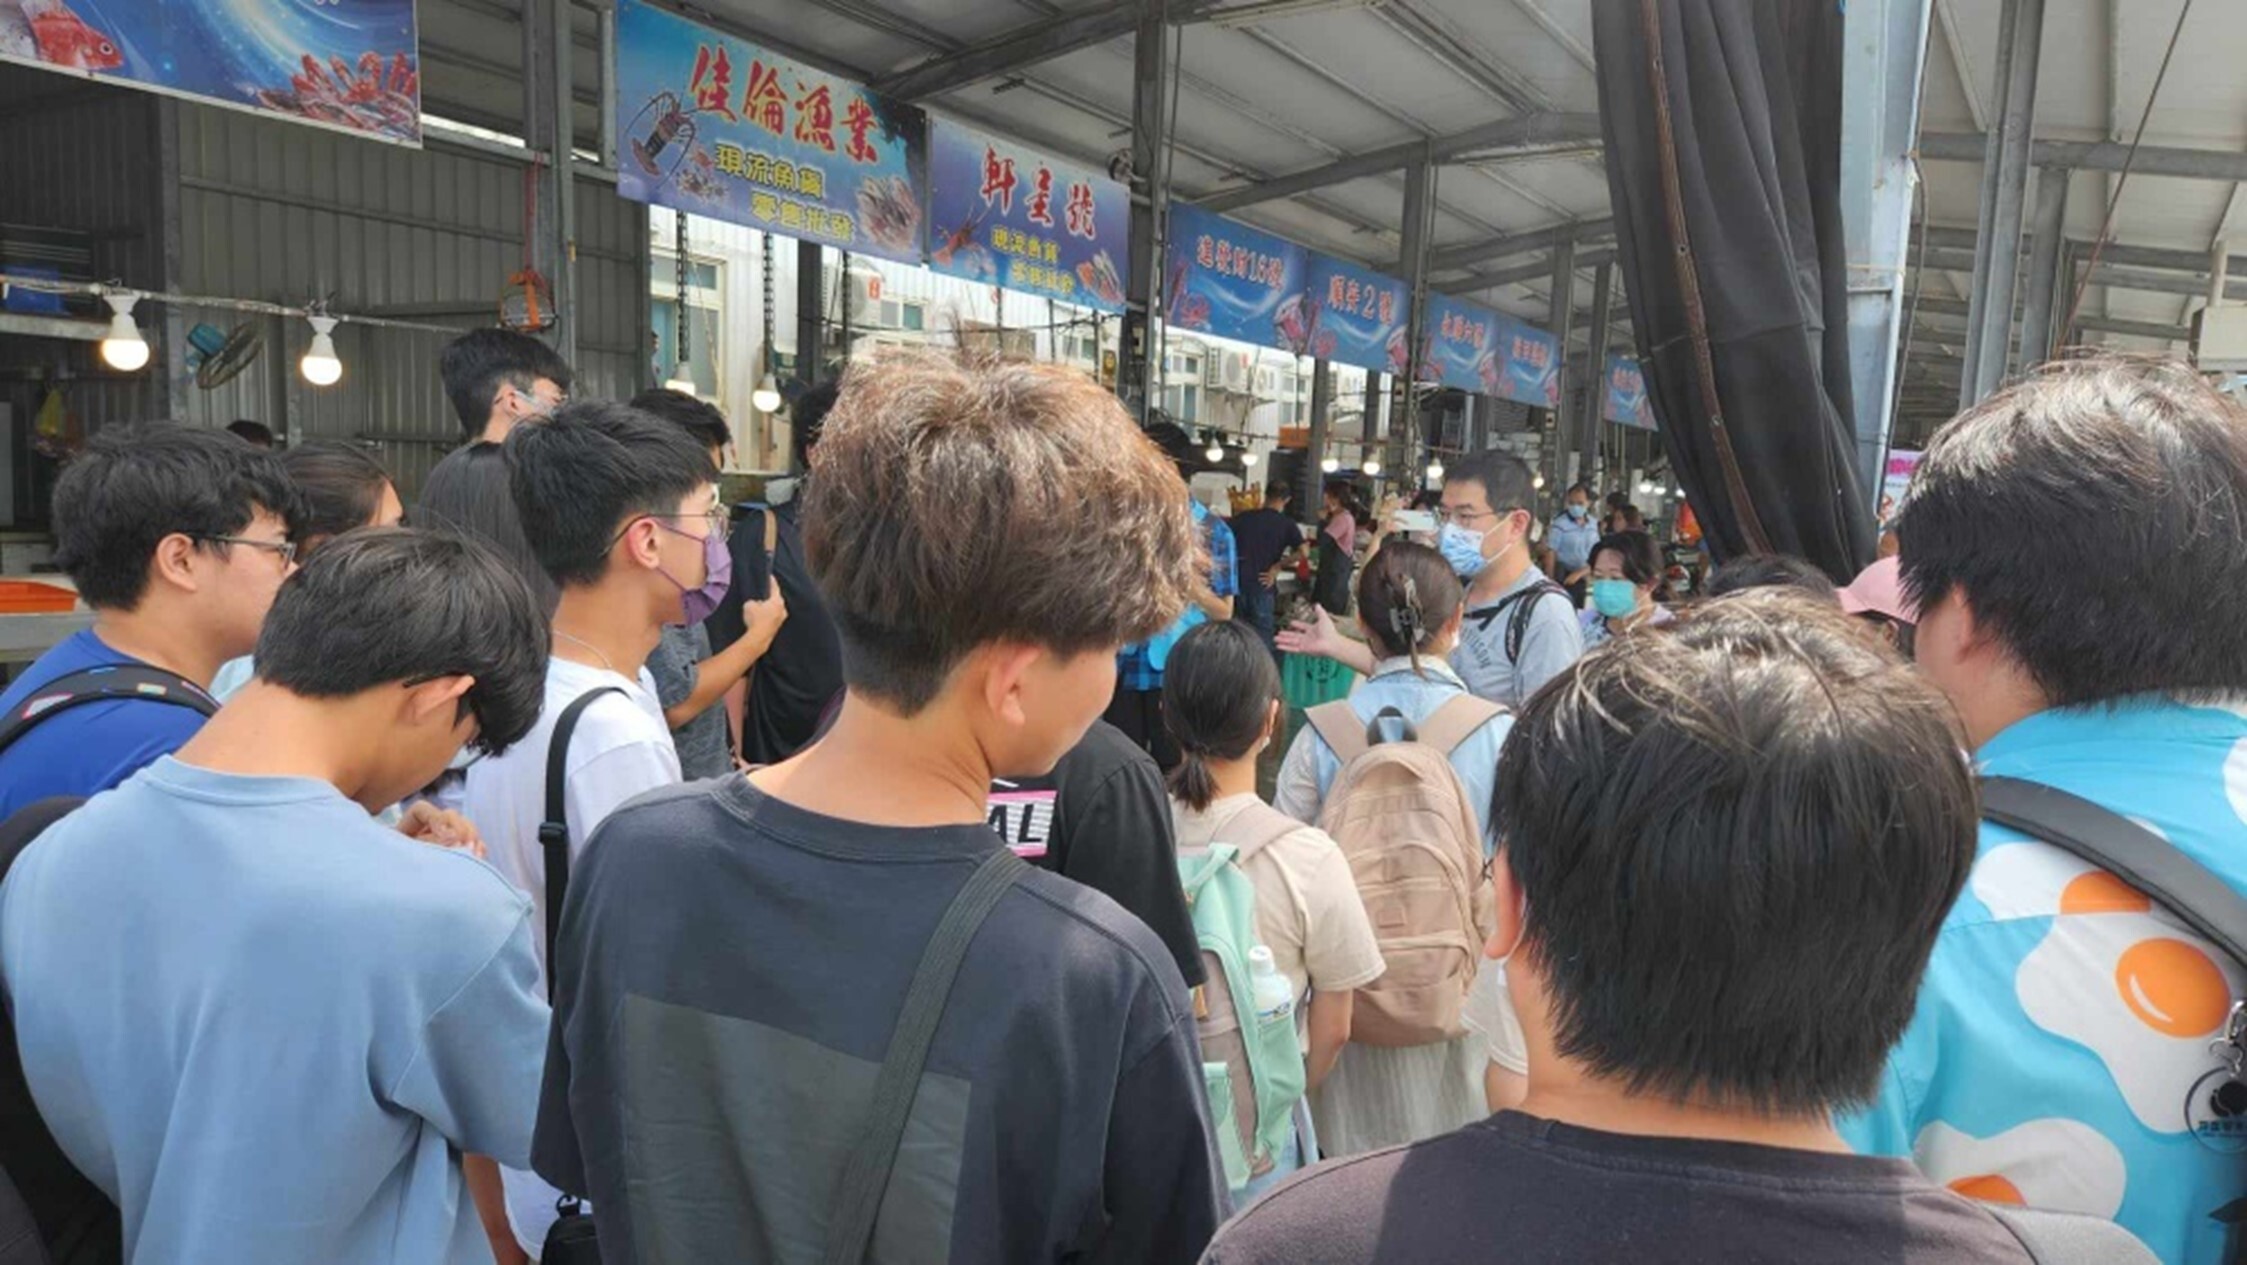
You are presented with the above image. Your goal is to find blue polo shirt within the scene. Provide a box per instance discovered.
[1118,501,1237,692]
[1842,695,2247,1264]
[1548,510,1600,573]
[0,629,211,817]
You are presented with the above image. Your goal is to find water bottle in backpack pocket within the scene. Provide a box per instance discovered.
[1180,819,1310,1194]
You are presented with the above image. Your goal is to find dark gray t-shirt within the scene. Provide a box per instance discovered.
[534,778,1229,1264]
[644,623,729,780]
[1205,1112,2036,1265]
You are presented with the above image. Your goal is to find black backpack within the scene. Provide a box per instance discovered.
[0,666,218,1264]
[0,797,109,1265]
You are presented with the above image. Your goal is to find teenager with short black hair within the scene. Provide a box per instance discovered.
[1846,356,2247,1263]
[534,350,1227,1263]
[439,328,573,445]
[461,399,719,1256]
[0,424,303,815]
[225,418,274,448]
[3,529,552,1265]
[1208,591,2131,1264]
[628,388,787,779]
[1283,452,1581,707]
[421,330,575,619]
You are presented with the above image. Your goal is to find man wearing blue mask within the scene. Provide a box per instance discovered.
[1549,483,1600,607]
[1282,453,1581,708]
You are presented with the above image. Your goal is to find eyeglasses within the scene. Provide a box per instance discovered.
[658,505,731,536]
[199,535,297,568]
[1434,505,1521,528]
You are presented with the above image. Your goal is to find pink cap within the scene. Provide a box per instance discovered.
[1838,556,1918,624]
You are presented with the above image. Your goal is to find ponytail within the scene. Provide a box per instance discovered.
[1167,753,1223,813]
[1357,540,1464,674]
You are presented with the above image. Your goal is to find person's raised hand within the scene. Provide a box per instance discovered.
[742,587,789,656]
[398,802,486,861]
[1276,604,1343,659]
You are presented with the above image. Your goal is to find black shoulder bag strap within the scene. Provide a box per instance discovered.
[1504,579,1568,664]
[538,687,623,1005]
[1980,775,2247,966]
[822,848,1027,1265]
[0,666,218,760]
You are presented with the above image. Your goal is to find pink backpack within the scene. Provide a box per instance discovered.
[1307,695,1503,1047]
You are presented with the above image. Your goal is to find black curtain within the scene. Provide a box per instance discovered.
[1592,0,1873,579]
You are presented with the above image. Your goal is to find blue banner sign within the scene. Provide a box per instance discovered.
[926,118,1128,312]
[614,0,926,263]
[1302,254,1410,376]
[1420,295,1562,406]
[0,0,422,144]
[1164,202,1311,354]
[1603,353,1656,429]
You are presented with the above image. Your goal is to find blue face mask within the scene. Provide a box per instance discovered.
[1437,522,1489,579]
[1591,578,1640,619]
[1565,503,1588,520]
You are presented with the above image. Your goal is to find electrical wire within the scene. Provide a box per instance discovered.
[2058,0,2197,346]
[0,272,462,336]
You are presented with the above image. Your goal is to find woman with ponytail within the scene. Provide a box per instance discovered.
[1271,539,1524,1157]
[1162,621,1385,1195]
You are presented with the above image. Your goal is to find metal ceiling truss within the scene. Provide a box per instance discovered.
[1193,112,1601,214]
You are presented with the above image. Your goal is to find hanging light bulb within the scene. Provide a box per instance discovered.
[299,315,342,387]
[1206,440,1225,463]
[1638,478,1656,495]
[752,375,783,413]
[1320,455,1340,474]
[1362,456,1382,477]
[1425,459,1445,483]
[98,291,149,372]
[1240,449,1259,467]
[1533,473,1547,490]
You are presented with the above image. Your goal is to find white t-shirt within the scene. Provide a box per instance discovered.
[458,655,680,1257]
[1462,959,1529,1076]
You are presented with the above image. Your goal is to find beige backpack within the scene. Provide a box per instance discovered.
[1307,695,1503,1047]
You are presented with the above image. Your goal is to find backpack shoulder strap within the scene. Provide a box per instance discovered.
[1414,695,1508,756]
[1504,579,1568,663]
[1227,800,1307,865]
[0,797,87,881]
[0,665,218,760]
[762,504,780,556]
[1982,1203,2158,1264]
[539,686,624,1002]
[1980,775,2247,965]
[1307,701,1369,765]
[824,848,1026,1265]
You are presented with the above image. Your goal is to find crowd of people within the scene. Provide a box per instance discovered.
[0,339,2236,1264]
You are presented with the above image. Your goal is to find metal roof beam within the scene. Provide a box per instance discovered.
[1920,132,2247,183]
[1915,295,2185,341]
[874,0,1220,101]
[1437,245,1618,294]
[1193,112,1601,214]
[1426,217,1615,274]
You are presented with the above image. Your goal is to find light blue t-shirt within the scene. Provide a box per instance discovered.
[1842,696,2247,1265]
[1272,656,1515,853]
[0,758,550,1264]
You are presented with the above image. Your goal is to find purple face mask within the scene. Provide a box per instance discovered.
[656,518,732,626]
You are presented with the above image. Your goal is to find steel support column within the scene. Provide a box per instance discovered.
[796,239,825,392]
[1960,0,2044,408]
[1841,0,1935,501]
[2017,168,2070,368]
[1395,153,1436,475]
[1120,0,1173,420]
[1362,372,1383,471]
[1303,359,1333,522]
[1578,261,1615,485]
[522,0,578,366]
[1545,236,1579,472]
